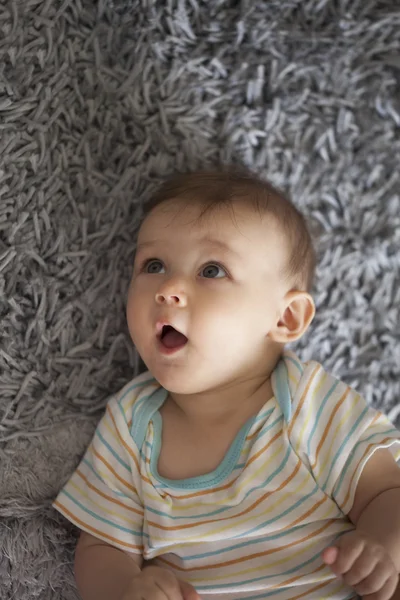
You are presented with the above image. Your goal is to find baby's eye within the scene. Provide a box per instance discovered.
[144,259,165,274]
[199,263,227,279]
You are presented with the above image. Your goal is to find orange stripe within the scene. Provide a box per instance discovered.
[92,447,137,494]
[76,469,144,517]
[283,494,328,530]
[341,431,393,509]
[53,500,143,551]
[106,406,153,487]
[310,387,351,469]
[146,458,303,532]
[146,429,282,476]
[273,562,326,593]
[246,428,282,468]
[106,406,140,474]
[158,517,337,571]
[147,463,328,534]
[246,404,277,441]
[288,364,321,437]
[147,480,328,536]
[158,459,302,531]
[246,424,265,441]
[290,574,340,600]
[154,429,284,502]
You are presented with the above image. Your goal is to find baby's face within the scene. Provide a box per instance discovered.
[127,198,290,394]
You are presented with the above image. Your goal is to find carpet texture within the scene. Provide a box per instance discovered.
[1,0,399,598]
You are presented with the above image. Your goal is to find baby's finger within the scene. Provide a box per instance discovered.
[353,561,391,596]
[363,573,399,600]
[322,546,339,565]
[328,532,365,575]
[341,544,382,587]
[179,579,200,600]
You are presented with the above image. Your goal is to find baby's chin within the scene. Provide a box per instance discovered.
[152,371,202,395]
[146,364,212,396]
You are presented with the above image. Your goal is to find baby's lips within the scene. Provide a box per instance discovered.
[155,320,187,339]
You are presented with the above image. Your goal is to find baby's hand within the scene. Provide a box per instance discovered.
[121,565,200,600]
[323,530,398,600]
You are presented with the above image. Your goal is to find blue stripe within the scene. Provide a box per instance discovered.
[233,415,283,470]
[116,376,157,420]
[95,430,131,472]
[81,458,133,498]
[151,414,282,488]
[334,427,400,496]
[118,377,155,404]
[307,380,340,455]
[285,355,303,375]
[60,488,147,539]
[242,588,354,600]
[225,486,328,539]
[178,485,329,560]
[150,441,290,521]
[274,360,292,422]
[255,415,283,442]
[197,531,349,592]
[152,446,293,525]
[322,407,369,492]
[130,392,154,417]
[253,406,275,425]
[149,477,322,531]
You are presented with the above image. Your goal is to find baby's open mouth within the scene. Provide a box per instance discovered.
[159,325,188,350]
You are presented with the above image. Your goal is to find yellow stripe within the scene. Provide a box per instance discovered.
[146,460,329,543]
[90,444,137,494]
[188,525,334,582]
[97,407,153,487]
[288,364,321,437]
[315,393,361,478]
[341,432,394,509]
[291,578,348,600]
[69,480,142,528]
[295,371,327,455]
[105,405,141,475]
[159,509,340,575]
[147,468,321,549]
[53,500,143,551]
[143,439,284,510]
[143,422,283,506]
[76,468,144,517]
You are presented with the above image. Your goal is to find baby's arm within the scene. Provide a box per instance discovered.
[75,531,142,600]
[75,531,200,600]
[323,449,400,599]
[347,449,400,570]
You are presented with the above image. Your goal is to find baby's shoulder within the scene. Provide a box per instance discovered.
[279,350,361,420]
[282,349,351,391]
[106,370,160,424]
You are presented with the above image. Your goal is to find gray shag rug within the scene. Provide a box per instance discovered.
[1,0,400,598]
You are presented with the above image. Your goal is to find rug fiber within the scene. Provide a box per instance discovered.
[0,0,399,598]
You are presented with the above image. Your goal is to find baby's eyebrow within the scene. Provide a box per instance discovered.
[200,237,241,259]
[135,241,158,252]
[136,237,242,260]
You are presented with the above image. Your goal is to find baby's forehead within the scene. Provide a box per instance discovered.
[137,197,289,262]
[140,196,281,235]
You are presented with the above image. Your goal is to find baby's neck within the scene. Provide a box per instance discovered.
[167,364,278,431]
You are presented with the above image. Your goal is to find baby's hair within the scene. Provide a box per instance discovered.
[144,166,316,293]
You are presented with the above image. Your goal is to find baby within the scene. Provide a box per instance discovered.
[54,167,400,600]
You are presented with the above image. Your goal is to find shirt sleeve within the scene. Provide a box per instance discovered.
[53,388,144,554]
[287,360,400,516]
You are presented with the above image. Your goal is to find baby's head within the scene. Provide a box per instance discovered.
[127,167,316,395]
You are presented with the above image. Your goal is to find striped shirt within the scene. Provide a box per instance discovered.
[53,350,400,599]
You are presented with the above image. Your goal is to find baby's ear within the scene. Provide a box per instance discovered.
[268,291,315,344]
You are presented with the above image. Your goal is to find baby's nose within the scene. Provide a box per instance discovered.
[155,282,187,306]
